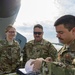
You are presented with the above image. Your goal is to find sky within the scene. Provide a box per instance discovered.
[14,0,75,43]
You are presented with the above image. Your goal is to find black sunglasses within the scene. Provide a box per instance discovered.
[34,32,42,35]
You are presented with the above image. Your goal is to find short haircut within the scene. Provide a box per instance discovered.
[34,24,43,30]
[54,15,75,31]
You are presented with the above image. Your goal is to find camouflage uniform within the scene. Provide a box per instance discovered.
[57,39,75,66]
[41,40,75,75]
[23,39,57,64]
[0,39,21,75]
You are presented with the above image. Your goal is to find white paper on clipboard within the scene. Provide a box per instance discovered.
[18,59,35,74]
[25,59,35,73]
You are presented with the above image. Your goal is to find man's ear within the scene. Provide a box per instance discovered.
[72,27,75,35]
[72,27,75,32]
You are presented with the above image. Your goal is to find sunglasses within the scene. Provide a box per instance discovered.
[34,32,42,35]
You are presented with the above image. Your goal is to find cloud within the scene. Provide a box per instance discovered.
[55,0,75,15]
[14,0,75,43]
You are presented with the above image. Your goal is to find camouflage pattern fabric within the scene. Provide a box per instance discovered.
[41,61,75,75]
[4,72,18,75]
[40,39,75,75]
[57,39,75,66]
[0,39,21,74]
[23,39,57,64]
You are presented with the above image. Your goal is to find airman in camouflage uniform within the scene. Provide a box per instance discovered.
[23,24,57,74]
[41,40,75,75]
[0,25,21,75]
[41,15,75,75]
[54,15,75,68]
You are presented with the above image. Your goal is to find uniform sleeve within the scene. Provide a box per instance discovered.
[48,42,58,61]
[23,43,28,66]
[14,41,21,68]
